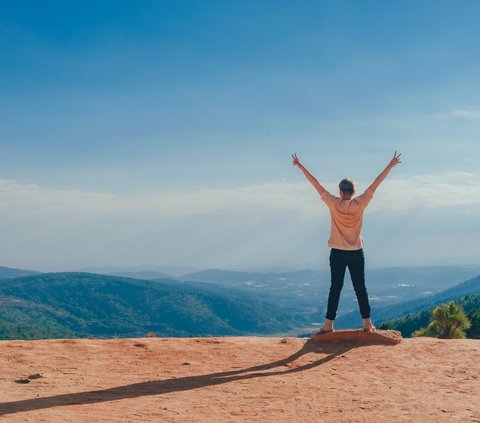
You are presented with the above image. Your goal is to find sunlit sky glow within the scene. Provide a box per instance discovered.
[1,1,479,271]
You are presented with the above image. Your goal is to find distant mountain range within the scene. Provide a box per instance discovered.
[332,275,480,328]
[0,272,306,340]
[81,265,199,278]
[179,265,480,292]
[104,271,175,280]
[1,264,479,339]
[0,266,40,280]
[179,268,328,315]
[178,266,480,319]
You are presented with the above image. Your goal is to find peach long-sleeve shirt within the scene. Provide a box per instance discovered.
[319,188,374,250]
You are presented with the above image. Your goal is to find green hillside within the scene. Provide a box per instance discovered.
[333,275,480,328]
[379,294,480,338]
[0,266,40,280]
[0,272,305,340]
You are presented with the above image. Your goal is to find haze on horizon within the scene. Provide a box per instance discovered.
[1,1,480,272]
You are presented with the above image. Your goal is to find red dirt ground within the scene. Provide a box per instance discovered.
[0,334,479,422]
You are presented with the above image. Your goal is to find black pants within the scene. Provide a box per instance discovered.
[325,248,371,321]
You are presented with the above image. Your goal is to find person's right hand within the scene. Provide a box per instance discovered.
[292,153,301,167]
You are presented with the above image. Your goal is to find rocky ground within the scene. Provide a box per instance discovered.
[0,331,479,422]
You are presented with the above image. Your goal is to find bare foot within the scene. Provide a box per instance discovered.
[363,318,376,332]
[312,326,333,340]
[317,320,334,334]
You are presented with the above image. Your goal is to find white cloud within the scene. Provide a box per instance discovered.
[436,109,480,122]
[367,172,480,212]
[1,172,480,218]
[0,179,320,218]
[0,173,479,270]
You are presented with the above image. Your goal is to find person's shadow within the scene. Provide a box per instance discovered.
[0,338,390,416]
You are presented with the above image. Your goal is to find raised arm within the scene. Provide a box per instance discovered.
[292,153,327,196]
[368,151,401,193]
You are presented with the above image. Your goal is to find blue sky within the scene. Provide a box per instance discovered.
[1,1,480,271]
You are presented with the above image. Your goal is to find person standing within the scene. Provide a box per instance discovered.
[292,152,401,333]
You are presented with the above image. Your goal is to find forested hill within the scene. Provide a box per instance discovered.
[334,274,480,328]
[0,273,306,340]
[380,294,480,338]
[0,266,40,280]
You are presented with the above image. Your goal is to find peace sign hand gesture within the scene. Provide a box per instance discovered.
[292,153,302,167]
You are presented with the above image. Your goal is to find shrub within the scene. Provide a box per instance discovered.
[413,301,471,339]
